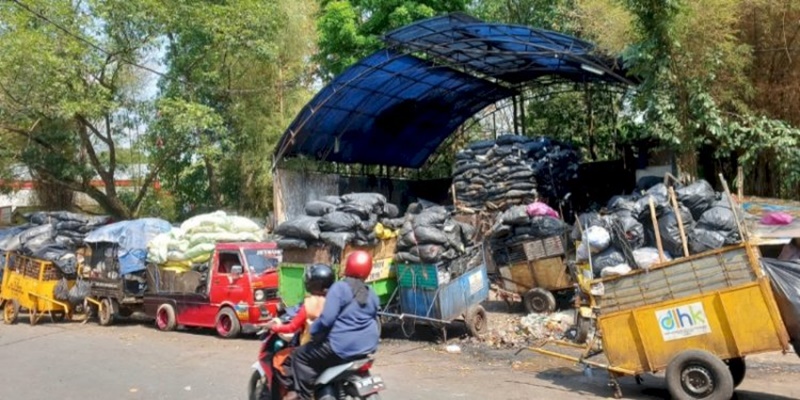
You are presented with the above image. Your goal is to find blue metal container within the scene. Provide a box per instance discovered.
[398,263,489,322]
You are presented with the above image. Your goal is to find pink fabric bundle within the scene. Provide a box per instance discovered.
[526,202,559,219]
[761,212,793,226]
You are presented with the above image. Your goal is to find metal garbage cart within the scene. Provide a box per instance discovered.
[379,249,490,338]
[530,243,790,399]
[490,235,573,313]
[1,251,75,325]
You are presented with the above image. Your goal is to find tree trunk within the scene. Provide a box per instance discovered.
[204,155,223,207]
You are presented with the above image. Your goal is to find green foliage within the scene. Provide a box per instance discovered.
[316,0,468,78]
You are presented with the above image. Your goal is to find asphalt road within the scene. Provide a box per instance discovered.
[1,319,800,400]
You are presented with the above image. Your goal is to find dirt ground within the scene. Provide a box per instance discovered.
[1,306,800,400]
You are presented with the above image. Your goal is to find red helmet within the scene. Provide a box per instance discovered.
[344,250,372,280]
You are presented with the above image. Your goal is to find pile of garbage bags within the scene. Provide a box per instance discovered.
[576,179,743,278]
[147,211,263,269]
[0,211,111,275]
[488,202,567,247]
[275,193,400,251]
[453,135,580,211]
[394,204,476,264]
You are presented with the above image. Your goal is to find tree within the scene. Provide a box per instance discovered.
[155,0,318,218]
[0,0,166,218]
[316,0,468,79]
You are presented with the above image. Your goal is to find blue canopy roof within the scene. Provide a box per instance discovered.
[275,13,633,169]
[383,13,631,85]
[277,49,516,168]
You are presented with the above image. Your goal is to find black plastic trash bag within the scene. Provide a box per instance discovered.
[676,180,716,220]
[571,212,601,240]
[304,201,336,217]
[617,214,645,249]
[413,208,448,227]
[68,280,91,305]
[412,225,448,245]
[341,193,386,214]
[336,203,372,220]
[383,203,400,218]
[410,244,446,263]
[689,228,726,254]
[500,205,530,226]
[760,258,800,357]
[277,238,308,249]
[275,216,321,241]
[320,232,354,250]
[320,195,343,205]
[592,248,626,276]
[394,252,422,264]
[654,206,695,257]
[530,216,569,239]
[318,212,361,232]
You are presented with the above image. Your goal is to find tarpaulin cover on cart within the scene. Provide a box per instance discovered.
[84,218,172,275]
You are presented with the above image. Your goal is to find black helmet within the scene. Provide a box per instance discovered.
[304,264,334,296]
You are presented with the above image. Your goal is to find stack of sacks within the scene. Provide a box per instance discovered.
[25,211,110,248]
[452,135,580,211]
[394,204,476,264]
[488,202,567,247]
[147,211,264,270]
[0,212,111,275]
[275,193,400,251]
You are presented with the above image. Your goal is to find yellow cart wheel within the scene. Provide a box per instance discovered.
[51,312,66,323]
[523,288,556,314]
[3,300,19,325]
[666,350,734,400]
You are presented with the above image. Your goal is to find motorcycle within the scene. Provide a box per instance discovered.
[248,309,386,400]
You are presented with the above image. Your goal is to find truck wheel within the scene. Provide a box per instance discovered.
[216,308,241,339]
[726,357,746,388]
[464,305,488,338]
[3,300,19,325]
[98,298,116,326]
[156,304,177,331]
[523,288,556,314]
[666,350,733,400]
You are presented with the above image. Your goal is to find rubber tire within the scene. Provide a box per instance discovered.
[248,370,271,400]
[666,350,734,400]
[3,300,19,325]
[523,288,557,314]
[155,304,177,331]
[465,305,488,338]
[215,307,242,339]
[51,312,66,323]
[98,298,115,326]
[118,307,134,318]
[727,357,746,388]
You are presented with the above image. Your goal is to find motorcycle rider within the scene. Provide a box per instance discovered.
[271,264,334,344]
[285,250,380,400]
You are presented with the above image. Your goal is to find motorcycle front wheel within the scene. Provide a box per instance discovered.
[248,370,271,400]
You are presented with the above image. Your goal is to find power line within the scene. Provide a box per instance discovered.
[10,0,169,78]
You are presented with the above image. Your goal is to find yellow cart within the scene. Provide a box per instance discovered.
[530,243,790,399]
[491,235,574,313]
[1,252,75,325]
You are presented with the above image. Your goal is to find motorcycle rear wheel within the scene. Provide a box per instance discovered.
[248,370,271,400]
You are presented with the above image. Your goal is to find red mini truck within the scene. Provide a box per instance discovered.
[144,242,282,338]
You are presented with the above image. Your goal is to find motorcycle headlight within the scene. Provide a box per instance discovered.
[254,290,265,302]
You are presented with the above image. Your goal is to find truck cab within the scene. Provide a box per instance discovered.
[144,242,282,338]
